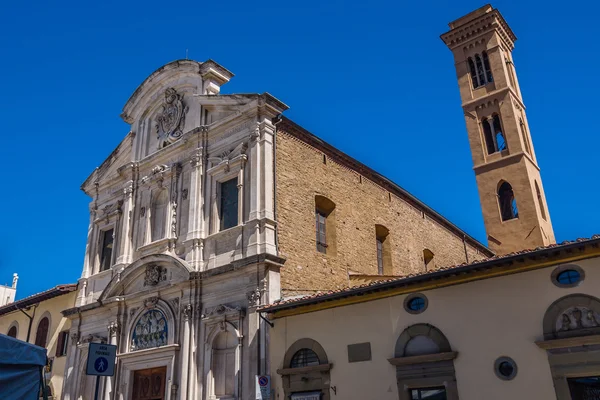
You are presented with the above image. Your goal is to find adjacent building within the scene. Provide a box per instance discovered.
[261,5,597,400]
[0,273,18,306]
[0,283,78,399]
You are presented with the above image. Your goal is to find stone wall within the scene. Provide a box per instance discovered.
[275,122,490,296]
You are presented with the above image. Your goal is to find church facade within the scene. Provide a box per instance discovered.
[60,58,494,399]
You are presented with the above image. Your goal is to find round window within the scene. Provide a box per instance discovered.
[557,270,580,285]
[404,293,428,314]
[494,356,517,380]
[551,265,585,288]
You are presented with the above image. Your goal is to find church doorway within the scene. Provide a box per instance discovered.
[132,367,167,400]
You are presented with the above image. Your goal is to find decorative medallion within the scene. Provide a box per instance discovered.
[131,309,168,351]
[143,265,167,287]
[156,88,188,148]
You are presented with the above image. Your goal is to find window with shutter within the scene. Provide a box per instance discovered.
[56,331,69,357]
[35,317,49,348]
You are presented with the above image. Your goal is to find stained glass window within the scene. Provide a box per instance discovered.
[131,309,168,351]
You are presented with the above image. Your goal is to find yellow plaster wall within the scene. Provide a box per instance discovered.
[269,257,600,399]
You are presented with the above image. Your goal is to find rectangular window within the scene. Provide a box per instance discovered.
[100,228,114,272]
[220,179,239,231]
[376,238,384,274]
[55,331,69,357]
[316,211,327,253]
[410,387,447,400]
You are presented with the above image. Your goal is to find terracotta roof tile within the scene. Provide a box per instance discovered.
[261,235,600,312]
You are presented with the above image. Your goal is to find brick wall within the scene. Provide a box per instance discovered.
[275,122,490,296]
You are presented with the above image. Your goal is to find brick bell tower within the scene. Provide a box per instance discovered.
[441,5,555,255]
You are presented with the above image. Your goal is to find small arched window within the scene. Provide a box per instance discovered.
[35,317,49,348]
[375,225,391,275]
[423,249,434,270]
[151,189,169,242]
[7,325,17,338]
[290,348,320,368]
[315,196,336,255]
[498,181,518,221]
[468,57,479,88]
[535,181,547,221]
[475,54,486,88]
[482,117,496,155]
[482,51,493,83]
[492,114,506,152]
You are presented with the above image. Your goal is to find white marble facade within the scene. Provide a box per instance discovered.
[62,59,288,400]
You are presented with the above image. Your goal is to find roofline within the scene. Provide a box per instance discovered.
[0,284,78,317]
[278,116,492,256]
[260,236,600,315]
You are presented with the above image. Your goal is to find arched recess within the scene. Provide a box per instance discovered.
[535,181,547,221]
[35,312,52,348]
[7,321,18,338]
[542,294,600,341]
[538,294,600,399]
[278,338,331,400]
[98,253,192,302]
[204,320,243,400]
[127,298,177,352]
[389,324,459,400]
[151,188,169,242]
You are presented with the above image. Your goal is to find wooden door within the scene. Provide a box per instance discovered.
[132,367,167,400]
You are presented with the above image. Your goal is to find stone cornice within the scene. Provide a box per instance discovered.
[441,8,516,51]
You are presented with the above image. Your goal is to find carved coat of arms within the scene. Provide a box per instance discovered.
[156,88,188,148]
[143,265,166,287]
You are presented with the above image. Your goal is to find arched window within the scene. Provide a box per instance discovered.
[482,51,493,83]
[392,324,458,399]
[35,317,49,348]
[131,309,168,351]
[151,189,169,242]
[423,249,434,270]
[535,181,547,221]
[519,117,532,155]
[498,181,518,221]
[475,54,486,87]
[482,117,496,155]
[281,338,331,400]
[315,196,336,255]
[290,348,320,368]
[375,225,391,275]
[468,57,479,88]
[212,330,237,399]
[492,114,506,152]
[7,325,17,338]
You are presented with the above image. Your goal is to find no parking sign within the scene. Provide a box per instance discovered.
[255,375,271,399]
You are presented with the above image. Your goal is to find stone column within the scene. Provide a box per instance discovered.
[116,183,134,265]
[104,322,119,400]
[485,117,497,151]
[82,207,97,279]
[63,332,80,400]
[180,304,193,399]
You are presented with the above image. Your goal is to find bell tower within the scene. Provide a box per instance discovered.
[441,5,555,254]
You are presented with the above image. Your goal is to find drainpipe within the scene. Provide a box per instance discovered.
[16,304,37,343]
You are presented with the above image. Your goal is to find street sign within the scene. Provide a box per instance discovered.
[86,343,117,377]
[255,375,271,399]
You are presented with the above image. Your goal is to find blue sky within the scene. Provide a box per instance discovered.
[1,0,598,299]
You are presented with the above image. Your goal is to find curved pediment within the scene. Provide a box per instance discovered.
[121,59,233,125]
[99,254,192,301]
